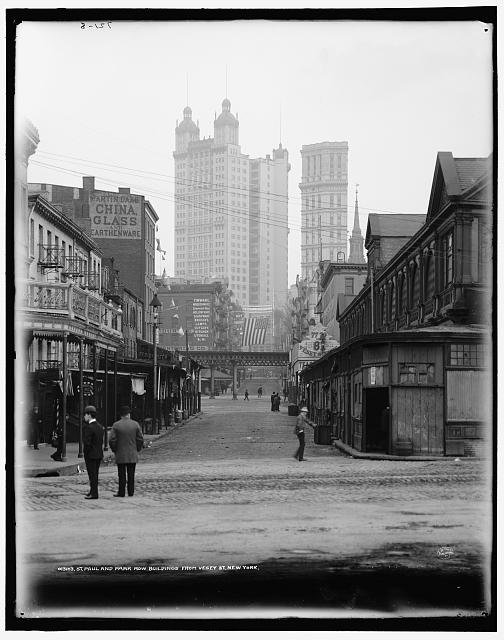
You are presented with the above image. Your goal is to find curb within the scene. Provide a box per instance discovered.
[25,412,203,478]
[332,439,458,462]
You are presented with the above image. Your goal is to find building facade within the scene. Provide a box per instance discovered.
[20,193,124,442]
[300,152,492,458]
[28,178,158,344]
[299,141,349,281]
[249,144,290,310]
[174,100,250,307]
[155,282,221,353]
[316,261,368,344]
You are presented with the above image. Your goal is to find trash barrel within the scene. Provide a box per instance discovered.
[174,410,182,424]
[288,404,299,416]
[143,418,153,435]
[314,424,332,445]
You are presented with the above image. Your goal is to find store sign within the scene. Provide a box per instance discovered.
[89,192,142,240]
[297,323,338,359]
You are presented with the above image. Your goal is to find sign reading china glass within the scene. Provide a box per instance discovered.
[89,192,142,240]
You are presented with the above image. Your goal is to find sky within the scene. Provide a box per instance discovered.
[14,15,493,286]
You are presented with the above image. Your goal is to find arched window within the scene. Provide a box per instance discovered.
[424,251,435,301]
[442,232,453,287]
[381,289,387,326]
[389,281,395,320]
[409,262,420,308]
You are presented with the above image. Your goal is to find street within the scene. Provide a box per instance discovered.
[16,395,492,621]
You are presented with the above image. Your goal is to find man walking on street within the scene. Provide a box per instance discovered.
[294,406,313,462]
[109,406,144,497]
[83,405,104,499]
[244,389,249,401]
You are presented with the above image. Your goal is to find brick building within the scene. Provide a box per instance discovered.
[28,177,158,344]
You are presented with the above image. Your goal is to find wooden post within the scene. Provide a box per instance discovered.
[104,348,109,450]
[114,349,118,424]
[62,331,68,461]
[78,337,84,458]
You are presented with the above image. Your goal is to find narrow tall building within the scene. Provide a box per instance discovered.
[173,99,250,307]
[348,186,365,264]
[299,141,349,317]
[249,143,290,310]
[299,141,349,281]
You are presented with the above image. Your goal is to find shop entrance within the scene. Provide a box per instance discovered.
[364,388,390,453]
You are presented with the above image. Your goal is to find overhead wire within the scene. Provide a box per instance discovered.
[36,149,426,216]
[30,156,427,251]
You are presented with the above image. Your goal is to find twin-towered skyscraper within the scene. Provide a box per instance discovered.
[173,99,289,312]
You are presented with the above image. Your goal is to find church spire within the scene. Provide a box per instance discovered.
[348,184,365,264]
[353,184,361,234]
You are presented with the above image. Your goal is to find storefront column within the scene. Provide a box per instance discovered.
[78,337,84,458]
[62,331,68,461]
[232,362,237,400]
[104,348,109,451]
[210,365,215,399]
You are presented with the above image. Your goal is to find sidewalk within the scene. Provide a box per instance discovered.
[16,416,198,478]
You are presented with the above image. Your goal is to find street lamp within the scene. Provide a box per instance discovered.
[150,293,162,433]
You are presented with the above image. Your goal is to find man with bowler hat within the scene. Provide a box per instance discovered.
[109,406,144,497]
[82,405,104,499]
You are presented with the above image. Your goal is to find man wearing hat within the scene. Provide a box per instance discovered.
[82,405,104,499]
[108,406,144,497]
[294,406,313,462]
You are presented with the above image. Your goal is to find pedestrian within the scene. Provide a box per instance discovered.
[82,405,104,500]
[283,388,288,403]
[270,392,276,411]
[244,389,249,401]
[257,386,262,398]
[293,406,314,462]
[30,406,42,450]
[273,393,281,412]
[108,405,144,497]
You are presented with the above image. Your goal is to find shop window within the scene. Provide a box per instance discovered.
[399,363,435,384]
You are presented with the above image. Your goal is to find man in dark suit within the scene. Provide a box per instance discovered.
[108,406,144,497]
[82,405,104,499]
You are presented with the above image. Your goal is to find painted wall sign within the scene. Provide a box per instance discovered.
[89,192,142,240]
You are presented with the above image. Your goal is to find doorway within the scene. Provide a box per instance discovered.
[364,388,390,453]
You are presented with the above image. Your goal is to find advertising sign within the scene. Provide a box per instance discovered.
[192,297,212,350]
[291,322,339,377]
[89,191,142,240]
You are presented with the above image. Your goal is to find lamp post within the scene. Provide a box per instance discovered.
[150,293,162,433]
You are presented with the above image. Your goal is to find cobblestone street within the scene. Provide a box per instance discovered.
[16,396,492,619]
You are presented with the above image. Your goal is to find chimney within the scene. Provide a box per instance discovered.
[82,176,95,191]
[118,187,130,194]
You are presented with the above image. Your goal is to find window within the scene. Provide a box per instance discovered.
[450,343,487,367]
[399,363,435,384]
[443,232,453,286]
[38,225,43,260]
[29,219,34,256]
[345,277,354,295]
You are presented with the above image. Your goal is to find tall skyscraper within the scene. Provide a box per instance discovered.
[174,99,249,307]
[348,185,365,264]
[299,141,349,282]
[299,141,348,318]
[249,144,290,309]
[173,99,290,318]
